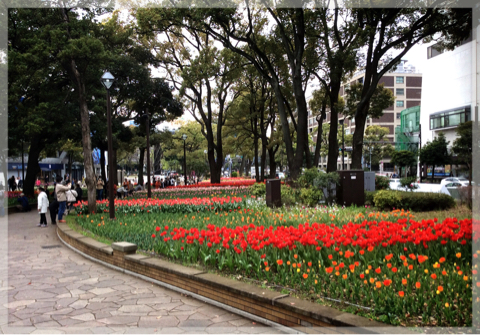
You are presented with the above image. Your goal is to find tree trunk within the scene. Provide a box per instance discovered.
[59,8,96,214]
[113,149,118,186]
[100,150,107,187]
[431,164,435,183]
[260,138,266,182]
[138,147,145,186]
[268,147,276,179]
[351,109,368,169]
[23,137,44,197]
[239,156,245,177]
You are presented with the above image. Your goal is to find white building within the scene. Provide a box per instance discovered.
[420,34,477,148]
[419,29,478,178]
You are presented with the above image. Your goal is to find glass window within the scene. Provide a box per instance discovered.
[396,101,404,107]
[430,106,470,130]
[396,113,401,119]
[396,88,404,95]
[396,76,404,84]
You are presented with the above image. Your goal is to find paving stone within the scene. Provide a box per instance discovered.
[71,312,96,321]
[151,302,183,311]
[118,305,155,313]
[188,312,213,320]
[44,307,74,316]
[31,329,66,334]
[32,320,61,327]
[1,326,36,333]
[90,327,116,334]
[30,315,53,324]
[96,316,140,325]
[136,297,171,305]
[56,317,85,326]
[69,300,88,310]
[178,319,213,328]
[3,300,36,309]
[211,313,245,323]
[138,316,179,328]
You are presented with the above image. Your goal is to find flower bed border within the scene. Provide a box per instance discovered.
[56,221,411,334]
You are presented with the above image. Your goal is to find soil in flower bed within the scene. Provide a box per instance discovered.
[74,203,473,327]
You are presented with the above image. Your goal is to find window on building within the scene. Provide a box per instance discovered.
[309,128,312,133]
[396,76,404,84]
[430,106,470,130]
[345,129,350,135]
[358,77,364,84]
[396,88,404,95]
[396,113,401,119]
[396,100,404,107]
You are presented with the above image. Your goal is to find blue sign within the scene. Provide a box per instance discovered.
[92,149,101,165]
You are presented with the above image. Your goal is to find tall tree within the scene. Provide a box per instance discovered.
[420,133,450,183]
[349,8,471,169]
[452,121,473,185]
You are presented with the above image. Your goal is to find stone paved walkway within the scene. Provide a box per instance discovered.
[1,211,285,334]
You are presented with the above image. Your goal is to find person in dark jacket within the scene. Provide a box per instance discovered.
[75,182,83,203]
[16,193,30,212]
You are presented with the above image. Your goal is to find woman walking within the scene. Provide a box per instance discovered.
[37,186,49,227]
[55,176,71,223]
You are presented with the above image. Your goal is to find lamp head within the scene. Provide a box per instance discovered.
[182,134,187,141]
[101,71,115,90]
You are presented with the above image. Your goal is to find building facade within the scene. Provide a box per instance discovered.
[419,33,477,178]
[309,63,422,171]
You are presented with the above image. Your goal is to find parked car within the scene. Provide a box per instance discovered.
[440,177,472,187]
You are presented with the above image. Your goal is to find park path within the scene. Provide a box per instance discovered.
[1,210,284,334]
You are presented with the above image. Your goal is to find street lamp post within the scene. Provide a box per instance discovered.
[100,71,115,220]
[182,134,187,185]
[144,109,151,199]
[339,119,345,170]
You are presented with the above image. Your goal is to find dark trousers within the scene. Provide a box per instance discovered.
[50,201,59,224]
[40,213,47,225]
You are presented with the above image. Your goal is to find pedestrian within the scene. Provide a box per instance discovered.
[8,176,16,192]
[123,178,129,198]
[75,181,83,203]
[16,192,30,212]
[49,186,59,225]
[37,186,49,227]
[55,176,71,223]
[96,177,104,200]
[128,180,134,196]
[65,184,77,215]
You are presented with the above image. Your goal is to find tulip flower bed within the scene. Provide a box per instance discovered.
[73,196,246,215]
[74,204,473,327]
[132,186,251,200]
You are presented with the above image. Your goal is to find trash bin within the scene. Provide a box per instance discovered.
[266,179,281,208]
[337,170,365,207]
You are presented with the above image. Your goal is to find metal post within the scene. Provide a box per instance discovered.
[21,139,24,189]
[419,123,422,183]
[342,120,345,170]
[145,108,151,199]
[183,140,187,186]
[106,88,115,220]
[369,148,372,172]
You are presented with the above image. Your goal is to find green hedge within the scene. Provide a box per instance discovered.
[373,190,455,211]
[365,191,376,206]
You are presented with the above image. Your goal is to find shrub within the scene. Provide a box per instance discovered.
[250,183,266,197]
[373,190,455,211]
[299,188,323,207]
[281,185,298,207]
[231,172,238,177]
[365,191,377,206]
[297,168,322,189]
[313,172,339,205]
[375,176,390,190]
[399,177,418,192]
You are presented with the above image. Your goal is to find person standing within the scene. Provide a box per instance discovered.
[0,184,4,217]
[55,176,71,223]
[37,186,49,227]
[8,176,16,192]
[96,177,104,200]
[75,181,83,204]
[49,184,59,225]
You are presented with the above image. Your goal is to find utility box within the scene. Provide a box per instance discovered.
[364,171,376,192]
[266,179,281,208]
[337,170,365,207]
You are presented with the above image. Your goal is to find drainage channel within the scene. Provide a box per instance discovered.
[57,230,305,334]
